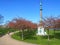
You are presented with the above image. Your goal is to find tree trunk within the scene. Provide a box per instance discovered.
[22,30,24,40]
[47,29,50,45]
[47,29,49,40]
[54,29,55,39]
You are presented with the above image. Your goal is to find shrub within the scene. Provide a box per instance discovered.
[0,28,16,37]
[0,28,8,37]
[23,29,37,40]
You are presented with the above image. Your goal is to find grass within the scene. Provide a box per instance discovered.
[0,28,8,37]
[11,30,60,45]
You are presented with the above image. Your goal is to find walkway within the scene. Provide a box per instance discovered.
[0,32,37,45]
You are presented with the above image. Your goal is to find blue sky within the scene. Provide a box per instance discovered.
[0,0,60,24]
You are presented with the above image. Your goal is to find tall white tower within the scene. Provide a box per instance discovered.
[37,1,47,35]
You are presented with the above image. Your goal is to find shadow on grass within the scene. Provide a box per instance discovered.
[55,33,60,39]
[40,35,54,39]
[24,36,37,40]
[40,33,60,40]
[12,30,60,40]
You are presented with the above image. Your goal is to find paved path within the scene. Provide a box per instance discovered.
[0,32,37,45]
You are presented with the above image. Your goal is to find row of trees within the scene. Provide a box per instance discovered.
[0,14,60,30]
[7,18,37,30]
[43,17,60,29]
[7,18,37,40]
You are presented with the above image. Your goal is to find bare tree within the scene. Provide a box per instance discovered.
[0,15,4,27]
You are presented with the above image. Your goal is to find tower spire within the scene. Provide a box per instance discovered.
[37,0,47,35]
[40,0,42,22]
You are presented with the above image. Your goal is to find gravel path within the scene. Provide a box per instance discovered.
[0,33,37,45]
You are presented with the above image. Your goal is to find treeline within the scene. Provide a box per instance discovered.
[43,16,60,30]
[6,18,37,40]
[7,18,37,30]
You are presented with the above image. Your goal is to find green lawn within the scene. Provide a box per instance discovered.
[11,30,60,45]
[0,28,16,37]
[0,28,8,37]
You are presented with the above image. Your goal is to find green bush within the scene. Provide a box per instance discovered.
[7,28,16,32]
[23,30,37,40]
[0,28,16,37]
[0,28,8,36]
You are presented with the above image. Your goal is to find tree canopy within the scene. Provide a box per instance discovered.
[7,18,37,30]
